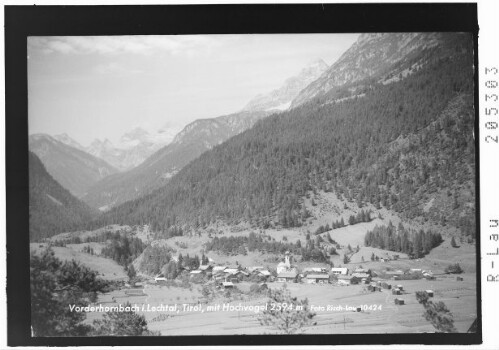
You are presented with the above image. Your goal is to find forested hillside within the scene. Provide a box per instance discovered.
[88,33,474,239]
[29,152,98,241]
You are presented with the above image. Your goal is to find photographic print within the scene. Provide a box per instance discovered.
[26,31,478,338]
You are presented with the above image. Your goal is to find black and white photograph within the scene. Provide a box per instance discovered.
[27,31,478,337]
[4,3,484,346]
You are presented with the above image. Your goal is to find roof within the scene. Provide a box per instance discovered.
[224,268,239,274]
[212,266,227,271]
[258,270,271,276]
[222,282,234,287]
[336,274,353,280]
[199,265,212,271]
[303,267,326,272]
[352,273,370,278]
[354,268,368,273]
[190,270,202,274]
[248,266,264,272]
[306,274,330,279]
[277,272,298,278]
[331,268,348,272]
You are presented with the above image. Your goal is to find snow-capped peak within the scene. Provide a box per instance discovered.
[242,58,329,112]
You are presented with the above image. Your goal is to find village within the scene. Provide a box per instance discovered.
[148,250,457,309]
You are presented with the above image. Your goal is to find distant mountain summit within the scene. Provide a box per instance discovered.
[291,33,444,107]
[53,133,86,152]
[85,125,181,171]
[243,58,328,112]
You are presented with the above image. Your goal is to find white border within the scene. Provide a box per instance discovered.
[2,0,498,349]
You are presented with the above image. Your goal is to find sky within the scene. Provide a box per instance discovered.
[28,34,359,146]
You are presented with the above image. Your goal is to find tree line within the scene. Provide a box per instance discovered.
[364,222,443,258]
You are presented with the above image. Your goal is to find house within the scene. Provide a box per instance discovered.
[425,290,434,297]
[392,288,401,295]
[457,276,464,281]
[154,274,167,282]
[410,268,422,273]
[190,270,203,276]
[396,284,404,291]
[331,267,349,275]
[276,272,298,283]
[394,298,405,305]
[353,268,369,274]
[305,274,330,284]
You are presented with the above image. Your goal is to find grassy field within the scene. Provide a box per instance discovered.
[30,243,128,281]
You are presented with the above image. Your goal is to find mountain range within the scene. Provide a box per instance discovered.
[29,33,476,243]
[86,33,475,239]
[80,59,330,210]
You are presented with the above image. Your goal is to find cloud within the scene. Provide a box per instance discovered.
[28,35,224,56]
[93,62,143,75]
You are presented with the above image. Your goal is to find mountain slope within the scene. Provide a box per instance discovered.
[82,110,271,210]
[291,33,445,107]
[91,33,474,237]
[243,59,328,112]
[29,152,98,241]
[29,134,119,198]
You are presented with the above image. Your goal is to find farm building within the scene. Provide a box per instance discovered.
[276,272,298,283]
[380,282,392,289]
[394,298,405,305]
[392,288,402,295]
[425,290,434,297]
[305,274,330,284]
[331,267,349,275]
[154,274,167,282]
[354,268,369,274]
[457,276,464,281]
[337,275,359,285]
[396,284,404,291]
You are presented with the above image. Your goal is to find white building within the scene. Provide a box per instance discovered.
[331,267,349,275]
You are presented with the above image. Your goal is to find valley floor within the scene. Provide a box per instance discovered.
[83,274,476,335]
